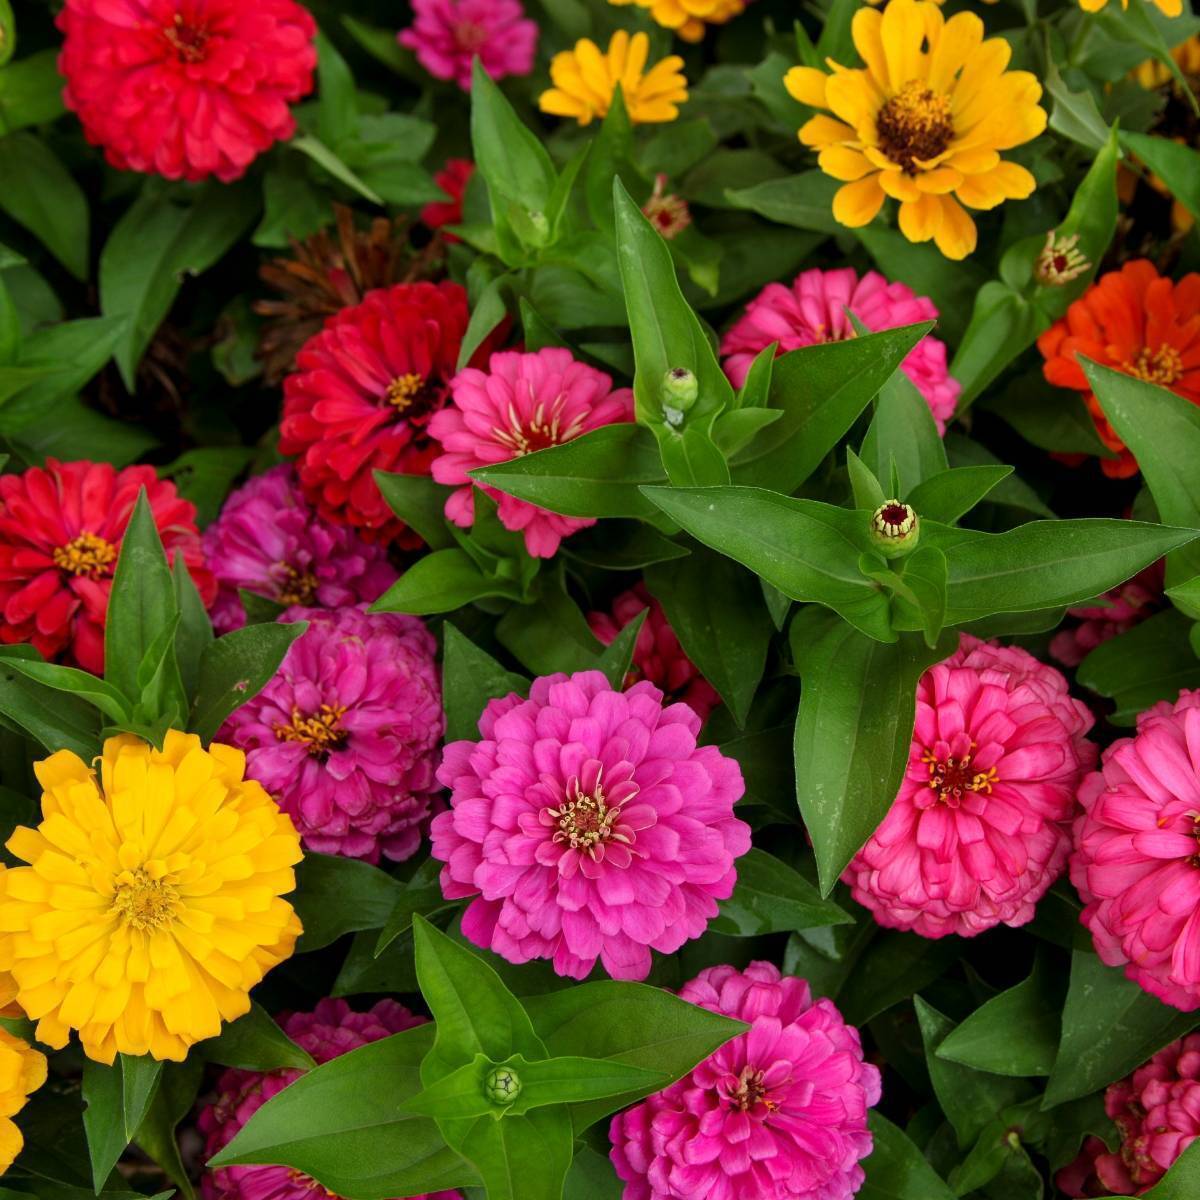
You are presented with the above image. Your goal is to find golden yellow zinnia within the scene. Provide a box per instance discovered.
[0,1027,45,1174]
[785,0,1047,259]
[0,732,303,1064]
[608,0,748,42]
[539,30,688,126]
[1079,0,1182,18]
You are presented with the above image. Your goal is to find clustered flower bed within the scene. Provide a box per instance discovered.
[0,0,1199,1198]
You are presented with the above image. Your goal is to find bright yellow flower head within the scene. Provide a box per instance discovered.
[785,0,1047,259]
[0,732,303,1064]
[1079,0,1182,17]
[539,30,688,126]
[0,1027,46,1174]
[608,0,749,42]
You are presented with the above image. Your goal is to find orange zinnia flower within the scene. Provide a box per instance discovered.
[1038,260,1200,478]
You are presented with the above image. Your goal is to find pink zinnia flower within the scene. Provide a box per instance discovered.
[588,583,720,722]
[1071,689,1200,1011]
[609,962,881,1200]
[844,635,1096,939]
[719,267,960,433]
[57,0,316,182]
[398,0,537,91]
[219,606,443,865]
[1049,561,1164,668]
[202,465,397,634]
[429,348,635,559]
[421,159,474,236]
[1057,1034,1200,1197]
[200,998,460,1200]
[430,670,750,980]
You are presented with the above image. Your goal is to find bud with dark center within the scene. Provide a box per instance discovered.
[483,1064,522,1107]
[662,367,698,427]
[870,500,920,559]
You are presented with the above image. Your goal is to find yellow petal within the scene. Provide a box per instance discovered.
[933,195,977,258]
[898,192,944,242]
[833,175,886,227]
[785,66,830,108]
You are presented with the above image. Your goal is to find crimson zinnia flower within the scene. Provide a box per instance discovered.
[0,461,214,674]
[57,0,317,183]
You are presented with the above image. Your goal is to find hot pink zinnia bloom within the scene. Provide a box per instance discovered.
[844,635,1096,939]
[219,606,443,865]
[57,0,316,183]
[719,267,959,433]
[609,962,881,1200]
[398,0,537,91]
[429,348,635,559]
[588,583,720,722]
[200,998,460,1200]
[430,670,750,980]
[1071,689,1200,1011]
[1049,561,1164,668]
[202,465,398,634]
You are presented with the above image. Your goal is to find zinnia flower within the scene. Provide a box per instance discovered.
[539,31,689,126]
[280,281,494,543]
[398,0,537,91]
[202,465,397,634]
[1058,1035,1200,1197]
[0,733,303,1063]
[421,159,475,235]
[719,267,959,432]
[0,1027,46,1175]
[56,0,316,182]
[200,997,460,1200]
[1049,561,1164,668]
[609,962,881,1200]
[844,635,1096,939]
[607,0,750,42]
[429,348,635,559]
[1071,689,1200,1011]
[785,0,1046,260]
[219,606,443,865]
[1037,260,1200,479]
[0,460,214,674]
[642,174,692,239]
[1079,0,1181,16]
[587,583,720,722]
[430,670,750,981]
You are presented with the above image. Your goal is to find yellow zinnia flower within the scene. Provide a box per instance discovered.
[539,30,688,126]
[785,0,1047,260]
[0,1027,45,1173]
[608,0,748,42]
[1079,0,1182,17]
[0,732,303,1064]
[1131,34,1200,90]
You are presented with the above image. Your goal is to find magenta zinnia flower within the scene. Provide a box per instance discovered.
[719,267,959,433]
[588,583,720,722]
[609,962,881,1200]
[1049,561,1164,668]
[200,998,460,1200]
[1071,689,1200,1011]
[202,465,397,634]
[398,0,537,92]
[430,670,750,980]
[429,348,635,559]
[219,606,443,865]
[844,635,1096,939]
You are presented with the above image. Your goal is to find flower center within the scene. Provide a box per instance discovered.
[549,772,619,857]
[53,532,118,579]
[162,12,209,62]
[642,176,691,240]
[274,563,318,608]
[1125,345,1183,386]
[492,395,586,457]
[452,20,489,52]
[724,1065,779,1115]
[923,749,998,808]
[274,705,348,756]
[112,867,180,932]
[385,372,427,411]
[876,81,954,173]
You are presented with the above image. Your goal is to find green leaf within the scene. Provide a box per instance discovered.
[585,86,633,231]
[0,646,102,757]
[724,171,841,233]
[848,448,887,511]
[860,363,948,497]
[200,1001,315,1072]
[906,466,1014,525]
[710,848,851,936]
[1121,131,1200,228]
[860,1112,956,1200]
[441,624,528,743]
[894,546,948,650]
[565,1144,624,1200]
[82,1056,163,1191]
[370,548,519,616]
[132,1059,201,1200]
[314,31,357,147]
[594,609,646,690]
[457,273,510,371]
[0,134,88,279]
[444,1109,573,1200]
[495,568,603,676]
[373,470,455,550]
[0,50,67,136]
[293,852,402,952]
[950,281,1040,411]
[0,660,132,725]
[986,377,1113,458]
[1044,58,1110,152]
[374,857,450,956]
[121,1055,163,1139]
[172,554,213,700]
[291,135,382,204]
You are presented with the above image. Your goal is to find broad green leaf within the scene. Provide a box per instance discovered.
[373,471,455,550]
[314,31,357,147]
[0,134,87,278]
[893,546,947,650]
[446,1108,573,1200]
[584,86,633,231]
[564,522,687,571]
[291,135,382,204]
[594,609,646,690]
[1121,131,1200,228]
[470,59,556,213]
[859,362,948,497]
[200,1001,315,1072]
[565,1144,624,1200]
[121,1055,163,1140]
[0,646,102,757]
[457,273,510,370]
[82,1056,163,1191]
[370,548,519,615]
[0,49,67,136]
[724,171,842,233]
[950,281,1039,411]
[172,554,213,700]
[906,466,1013,525]
[847,447,887,511]
[495,568,603,676]
[860,1112,956,1200]
[1044,58,1110,152]
[441,623,529,743]
[0,661,132,725]
[986,376,1112,458]
[710,848,851,936]
[374,857,450,956]
[132,1059,201,1200]
[293,852,402,952]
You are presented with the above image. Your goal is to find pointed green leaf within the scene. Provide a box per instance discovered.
[201,1001,316,1073]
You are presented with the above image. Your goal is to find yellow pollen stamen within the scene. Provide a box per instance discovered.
[275,563,318,607]
[922,747,1000,805]
[53,532,118,579]
[386,372,425,411]
[549,769,625,858]
[163,12,209,62]
[1126,345,1184,387]
[876,80,954,174]
[491,395,586,457]
[274,704,348,755]
[111,867,180,932]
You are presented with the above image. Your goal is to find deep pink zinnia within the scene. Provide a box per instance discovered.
[421,158,474,236]
[1071,689,1200,1011]
[199,997,460,1200]
[398,0,537,92]
[218,606,443,865]
[430,669,750,980]
[57,0,316,183]
[719,267,959,433]
[1049,561,1164,668]
[588,583,720,722]
[202,465,397,634]
[844,635,1096,939]
[609,962,881,1200]
[429,348,635,559]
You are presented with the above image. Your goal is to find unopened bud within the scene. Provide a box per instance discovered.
[527,209,549,237]
[662,368,698,427]
[483,1065,522,1107]
[870,500,920,559]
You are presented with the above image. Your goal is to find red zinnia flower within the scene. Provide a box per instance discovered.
[421,159,474,236]
[1038,260,1200,478]
[0,461,214,674]
[56,0,317,183]
[280,282,496,543]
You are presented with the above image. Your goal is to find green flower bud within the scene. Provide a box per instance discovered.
[483,1065,522,1107]
[527,210,549,238]
[870,500,920,559]
[663,367,699,411]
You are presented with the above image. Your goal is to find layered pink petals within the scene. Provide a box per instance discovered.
[429,670,750,980]
[845,635,1096,938]
[399,0,537,92]
[609,962,881,1200]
